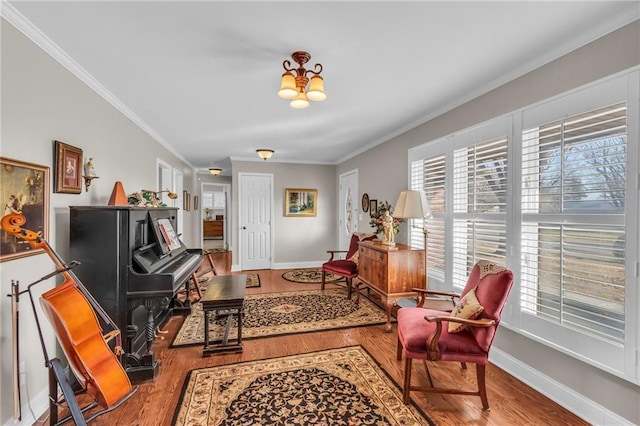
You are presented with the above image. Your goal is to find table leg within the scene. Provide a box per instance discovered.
[383,297,393,332]
[203,309,210,348]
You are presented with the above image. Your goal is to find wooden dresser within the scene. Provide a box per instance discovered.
[356,240,425,331]
[203,219,223,238]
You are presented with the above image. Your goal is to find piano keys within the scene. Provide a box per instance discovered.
[69,206,203,382]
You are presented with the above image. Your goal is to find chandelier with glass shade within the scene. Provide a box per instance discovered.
[277,51,326,109]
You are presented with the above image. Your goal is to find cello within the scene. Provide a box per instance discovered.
[1,213,133,412]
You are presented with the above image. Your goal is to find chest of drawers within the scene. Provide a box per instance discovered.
[356,240,425,331]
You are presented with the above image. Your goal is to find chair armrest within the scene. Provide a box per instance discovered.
[410,288,460,308]
[326,250,348,262]
[423,315,495,360]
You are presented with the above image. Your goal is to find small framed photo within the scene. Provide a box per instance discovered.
[1,157,50,262]
[285,188,317,217]
[54,140,82,194]
[369,199,378,217]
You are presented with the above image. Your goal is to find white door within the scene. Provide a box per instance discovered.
[339,170,358,251]
[239,173,272,270]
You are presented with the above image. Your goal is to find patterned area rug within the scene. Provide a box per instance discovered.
[172,345,434,425]
[281,267,343,283]
[170,288,387,347]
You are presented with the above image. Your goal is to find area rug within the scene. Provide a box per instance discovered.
[172,345,434,425]
[281,267,342,283]
[170,288,387,347]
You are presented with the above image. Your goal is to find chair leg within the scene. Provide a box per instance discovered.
[422,360,434,387]
[403,357,413,405]
[346,277,352,299]
[396,336,403,360]
[476,364,490,410]
[321,270,326,291]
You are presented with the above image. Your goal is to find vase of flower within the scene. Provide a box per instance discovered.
[369,200,404,242]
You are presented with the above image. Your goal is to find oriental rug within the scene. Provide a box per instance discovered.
[172,345,434,426]
[170,288,387,347]
[281,267,342,284]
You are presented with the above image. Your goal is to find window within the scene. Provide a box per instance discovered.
[406,71,639,382]
[521,103,627,344]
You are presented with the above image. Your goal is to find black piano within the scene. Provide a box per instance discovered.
[69,206,203,382]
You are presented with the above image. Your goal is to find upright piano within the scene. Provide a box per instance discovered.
[69,206,203,382]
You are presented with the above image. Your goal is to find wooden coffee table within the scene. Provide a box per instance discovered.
[201,274,246,356]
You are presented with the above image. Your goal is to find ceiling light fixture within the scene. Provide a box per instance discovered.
[209,167,222,175]
[277,51,326,109]
[256,149,274,161]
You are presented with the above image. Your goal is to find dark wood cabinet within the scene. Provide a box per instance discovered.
[356,241,425,331]
[203,220,223,238]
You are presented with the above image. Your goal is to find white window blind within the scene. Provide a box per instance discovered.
[452,138,508,287]
[521,102,627,344]
[410,155,446,278]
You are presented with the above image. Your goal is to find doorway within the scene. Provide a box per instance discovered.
[201,183,230,251]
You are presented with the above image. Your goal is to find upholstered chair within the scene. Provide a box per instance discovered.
[396,260,514,410]
[321,233,376,299]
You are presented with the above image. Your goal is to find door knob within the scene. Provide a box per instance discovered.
[242,226,246,230]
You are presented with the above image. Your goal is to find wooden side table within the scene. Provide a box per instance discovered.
[356,241,425,332]
[201,274,246,356]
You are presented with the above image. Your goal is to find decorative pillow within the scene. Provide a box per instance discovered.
[448,288,484,333]
[348,249,360,265]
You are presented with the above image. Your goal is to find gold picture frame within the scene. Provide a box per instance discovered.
[1,157,50,262]
[183,190,190,211]
[54,140,83,194]
[285,188,317,217]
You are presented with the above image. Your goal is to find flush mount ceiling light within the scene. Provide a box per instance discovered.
[208,167,222,175]
[256,149,274,161]
[277,51,326,109]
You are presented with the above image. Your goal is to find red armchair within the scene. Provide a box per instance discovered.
[396,260,514,409]
[321,233,376,299]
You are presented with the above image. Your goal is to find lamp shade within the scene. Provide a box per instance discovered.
[290,90,310,109]
[277,72,298,99]
[307,75,326,101]
[393,190,431,219]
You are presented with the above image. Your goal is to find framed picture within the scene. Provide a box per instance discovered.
[1,157,50,262]
[285,188,317,217]
[183,190,190,211]
[369,199,378,217]
[362,193,369,212]
[193,195,199,211]
[54,140,82,194]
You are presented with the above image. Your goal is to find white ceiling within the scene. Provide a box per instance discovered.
[4,1,639,174]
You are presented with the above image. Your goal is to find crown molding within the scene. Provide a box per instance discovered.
[1,1,195,169]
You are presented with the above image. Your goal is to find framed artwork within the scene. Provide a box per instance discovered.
[369,199,378,217]
[183,190,190,211]
[285,188,317,217]
[361,193,369,212]
[193,195,199,211]
[1,157,50,262]
[54,140,82,194]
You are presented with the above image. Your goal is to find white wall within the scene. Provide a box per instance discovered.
[0,19,197,424]
[337,19,640,425]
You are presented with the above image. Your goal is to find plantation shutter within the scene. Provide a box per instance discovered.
[452,138,508,288]
[410,155,446,279]
[520,102,627,343]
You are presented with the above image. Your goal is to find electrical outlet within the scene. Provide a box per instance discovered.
[19,361,26,374]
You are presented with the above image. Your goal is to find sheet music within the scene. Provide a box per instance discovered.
[157,218,181,251]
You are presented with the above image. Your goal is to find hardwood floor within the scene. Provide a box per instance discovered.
[40,251,589,425]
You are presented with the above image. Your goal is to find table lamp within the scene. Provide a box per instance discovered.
[393,190,431,289]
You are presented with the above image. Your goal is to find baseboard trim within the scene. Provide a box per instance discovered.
[490,348,633,425]
[3,387,48,426]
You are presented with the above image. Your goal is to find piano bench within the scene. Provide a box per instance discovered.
[201,274,246,356]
